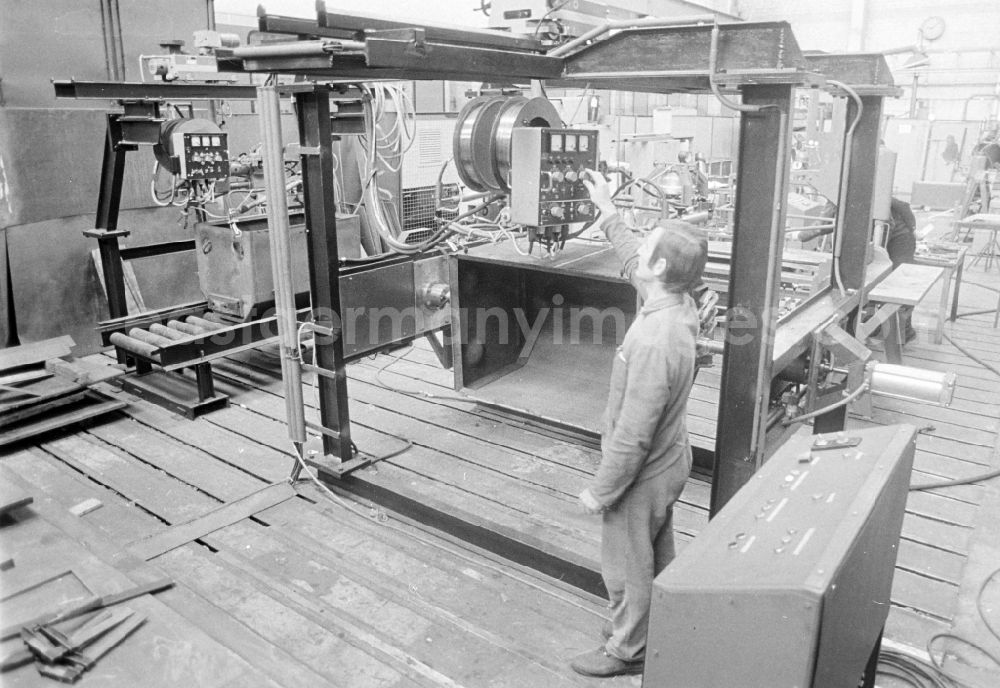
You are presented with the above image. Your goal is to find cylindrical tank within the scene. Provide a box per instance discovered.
[868,361,955,406]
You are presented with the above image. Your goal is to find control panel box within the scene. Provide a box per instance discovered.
[509,128,598,227]
[644,424,917,688]
[173,131,230,180]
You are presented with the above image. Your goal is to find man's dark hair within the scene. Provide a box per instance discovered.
[649,221,708,292]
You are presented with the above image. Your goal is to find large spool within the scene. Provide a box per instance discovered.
[453,95,561,193]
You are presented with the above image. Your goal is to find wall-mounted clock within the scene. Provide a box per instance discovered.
[919,16,946,42]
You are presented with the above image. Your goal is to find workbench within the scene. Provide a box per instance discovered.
[914,242,969,342]
[861,264,946,362]
[953,213,1000,271]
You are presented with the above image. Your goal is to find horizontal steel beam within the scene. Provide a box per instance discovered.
[119,240,196,261]
[257,11,349,38]
[563,21,818,90]
[317,1,544,52]
[364,36,563,80]
[53,80,259,101]
[239,58,459,82]
[231,39,365,60]
[241,39,563,82]
[331,471,608,598]
[804,52,902,97]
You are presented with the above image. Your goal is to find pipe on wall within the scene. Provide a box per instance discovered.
[847,0,868,52]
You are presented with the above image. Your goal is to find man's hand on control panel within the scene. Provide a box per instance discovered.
[582,169,617,219]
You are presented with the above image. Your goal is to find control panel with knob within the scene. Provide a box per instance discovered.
[172,131,230,181]
[509,127,599,227]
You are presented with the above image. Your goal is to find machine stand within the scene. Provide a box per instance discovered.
[302,436,372,478]
[121,368,229,419]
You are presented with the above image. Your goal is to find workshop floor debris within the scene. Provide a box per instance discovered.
[0,337,126,449]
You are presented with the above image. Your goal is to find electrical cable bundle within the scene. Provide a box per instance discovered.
[877,566,1000,687]
[354,83,445,255]
[150,160,190,207]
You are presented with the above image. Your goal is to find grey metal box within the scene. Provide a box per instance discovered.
[644,424,916,688]
[509,127,598,226]
[337,255,452,359]
[195,213,360,321]
[339,261,416,359]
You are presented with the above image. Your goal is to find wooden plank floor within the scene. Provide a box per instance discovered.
[3,241,999,684]
[2,422,627,686]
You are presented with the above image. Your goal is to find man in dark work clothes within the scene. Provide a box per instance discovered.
[569,170,709,678]
[886,197,918,343]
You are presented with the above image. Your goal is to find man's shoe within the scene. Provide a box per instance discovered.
[600,620,613,640]
[570,648,643,677]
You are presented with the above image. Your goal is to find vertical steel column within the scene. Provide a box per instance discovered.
[194,363,216,401]
[92,116,130,321]
[259,84,307,446]
[710,85,793,516]
[296,88,353,461]
[815,94,883,435]
[835,95,883,291]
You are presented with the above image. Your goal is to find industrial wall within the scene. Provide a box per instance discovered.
[1,1,221,352]
[734,0,1000,120]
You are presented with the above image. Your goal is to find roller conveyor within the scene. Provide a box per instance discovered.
[96,302,307,418]
[106,314,231,364]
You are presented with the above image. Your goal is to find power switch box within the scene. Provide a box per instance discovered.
[644,424,917,688]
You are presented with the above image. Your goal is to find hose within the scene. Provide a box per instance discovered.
[911,468,1000,491]
[878,566,1000,686]
[827,79,864,298]
[782,382,870,426]
[708,24,774,115]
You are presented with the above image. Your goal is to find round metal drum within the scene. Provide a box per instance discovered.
[453,95,506,193]
[469,97,510,193]
[490,97,561,191]
[453,95,562,194]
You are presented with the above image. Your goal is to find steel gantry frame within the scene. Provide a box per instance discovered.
[235,7,900,513]
[55,5,899,603]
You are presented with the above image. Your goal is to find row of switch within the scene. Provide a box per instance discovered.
[541,168,586,186]
[542,202,592,219]
[188,151,226,163]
